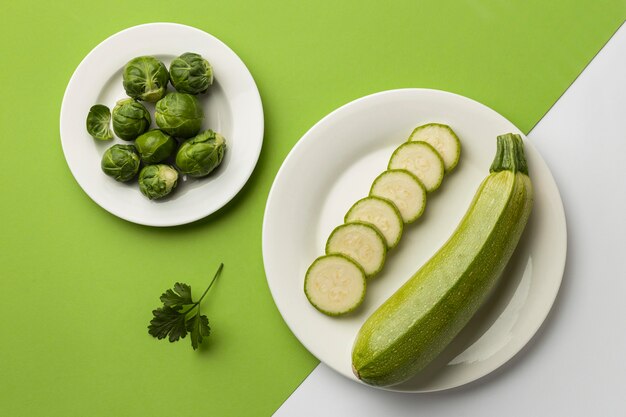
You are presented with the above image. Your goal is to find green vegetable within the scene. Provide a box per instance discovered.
[135,130,177,163]
[138,164,179,200]
[175,129,226,177]
[352,133,533,387]
[101,144,140,182]
[122,56,169,102]
[86,104,113,141]
[388,141,444,192]
[304,254,366,316]
[409,123,461,173]
[148,263,223,350]
[370,169,426,223]
[155,92,204,138]
[345,196,403,249]
[169,52,213,95]
[326,222,387,278]
[111,98,151,140]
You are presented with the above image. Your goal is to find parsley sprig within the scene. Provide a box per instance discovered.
[148,263,223,350]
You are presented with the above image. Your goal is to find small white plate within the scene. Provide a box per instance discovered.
[262,89,566,392]
[60,23,263,226]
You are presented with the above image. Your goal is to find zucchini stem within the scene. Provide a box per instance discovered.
[490,133,529,175]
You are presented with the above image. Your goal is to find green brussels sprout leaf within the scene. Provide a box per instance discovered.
[155,92,204,138]
[112,98,151,141]
[135,130,177,164]
[122,56,169,102]
[86,104,113,141]
[175,130,226,178]
[101,144,140,182]
[139,164,179,200]
[169,52,214,95]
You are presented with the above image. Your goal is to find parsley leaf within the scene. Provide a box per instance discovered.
[160,282,193,308]
[148,263,223,350]
[148,306,188,342]
[187,313,211,350]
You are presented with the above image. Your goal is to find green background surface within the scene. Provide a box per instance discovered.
[1,1,624,416]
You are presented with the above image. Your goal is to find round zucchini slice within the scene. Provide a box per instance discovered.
[345,196,403,249]
[325,222,386,278]
[388,141,444,192]
[304,254,366,316]
[409,123,461,173]
[370,169,426,223]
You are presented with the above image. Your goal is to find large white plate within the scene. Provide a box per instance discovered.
[60,23,263,226]
[263,89,566,392]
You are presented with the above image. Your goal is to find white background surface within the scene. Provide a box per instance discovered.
[274,23,626,417]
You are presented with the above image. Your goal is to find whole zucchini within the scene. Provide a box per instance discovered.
[352,133,533,387]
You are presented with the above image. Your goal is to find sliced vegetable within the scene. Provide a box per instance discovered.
[352,133,533,387]
[304,254,366,316]
[388,141,444,192]
[326,222,386,278]
[370,169,426,223]
[345,196,403,249]
[409,123,461,172]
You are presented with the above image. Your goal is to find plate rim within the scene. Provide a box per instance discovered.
[262,87,567,392]
[59,22,264,227]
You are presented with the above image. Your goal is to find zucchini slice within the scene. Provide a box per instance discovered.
[409,123,461,173]
[326,222,387,278]
[345,196,403,249]
[388,141,444,192]
[304,254,366,316]
[370,169,426,223]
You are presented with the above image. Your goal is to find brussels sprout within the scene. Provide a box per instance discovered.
[138,164,179,200]
[135,130,177,163]
[86,104,113,141]
[155,92,203,138]
[169,52,213,95]
[122,56,169,102]
[101,144,140,182]
[111,98,151,140]
[175,130,226,178]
